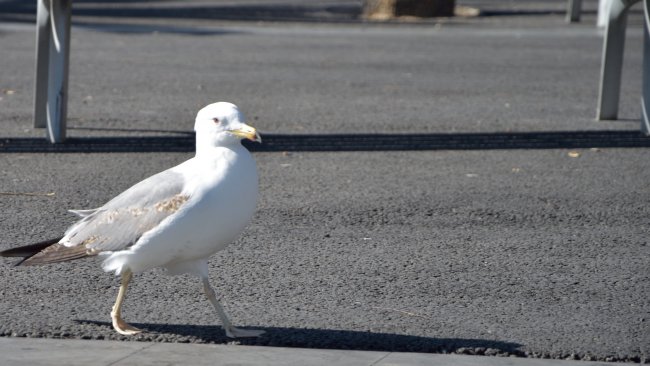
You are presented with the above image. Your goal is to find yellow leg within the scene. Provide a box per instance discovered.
[111,269,142,335]
[201,277,264,338]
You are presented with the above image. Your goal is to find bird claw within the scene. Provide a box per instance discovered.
[112,316,142,335]
[225,326,265,338]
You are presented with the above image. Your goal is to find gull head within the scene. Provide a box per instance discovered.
[194,102,262,147]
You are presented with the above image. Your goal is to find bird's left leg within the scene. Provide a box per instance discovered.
[201,276,264,338]
[111,268,142,335]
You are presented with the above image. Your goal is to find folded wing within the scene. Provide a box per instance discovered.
[10,169,188,266]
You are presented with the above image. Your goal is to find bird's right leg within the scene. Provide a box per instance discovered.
[201,276,264,338]
[111,268,142,335]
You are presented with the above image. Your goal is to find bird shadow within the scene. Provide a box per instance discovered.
[75,320,523,356]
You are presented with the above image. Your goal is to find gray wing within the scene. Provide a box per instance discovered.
[61,168,189,254]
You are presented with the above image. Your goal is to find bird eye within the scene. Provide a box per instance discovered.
[212,118,220,124]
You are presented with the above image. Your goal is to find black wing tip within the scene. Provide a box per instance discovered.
[0,237,63,265]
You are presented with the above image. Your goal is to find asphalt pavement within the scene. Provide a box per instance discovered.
[0,0,649,364]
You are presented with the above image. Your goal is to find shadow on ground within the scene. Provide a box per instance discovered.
[0,1,361,25]
[1,130,649,153]
[75,320,524,356]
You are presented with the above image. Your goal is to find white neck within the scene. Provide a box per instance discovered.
[195,132,242,159]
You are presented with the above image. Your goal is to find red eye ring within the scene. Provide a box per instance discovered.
[212,118,220,124]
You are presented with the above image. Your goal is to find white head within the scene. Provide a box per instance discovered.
[194,102,261,148]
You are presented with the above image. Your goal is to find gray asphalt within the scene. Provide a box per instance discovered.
[1,0,649,364]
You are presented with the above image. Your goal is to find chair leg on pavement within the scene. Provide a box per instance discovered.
[34,0,50,130]
[34,0,71,143]
[566,0,582,23]
[642,0,650,134]
[596,0,639,120]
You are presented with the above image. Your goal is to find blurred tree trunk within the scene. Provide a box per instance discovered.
[363,0,455,19]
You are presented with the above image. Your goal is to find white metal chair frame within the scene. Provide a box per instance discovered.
[596,0,650,135]
[34,0,71,143]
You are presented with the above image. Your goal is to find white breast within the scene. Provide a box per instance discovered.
[102,145,258,275]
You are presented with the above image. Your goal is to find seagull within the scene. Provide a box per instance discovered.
[0,102,264,338]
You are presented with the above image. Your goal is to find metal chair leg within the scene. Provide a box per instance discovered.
[566,0,582,23]
[34,0,50,129]
[596,0,640,121]
[642,0,650,134]
[34,0,71,143]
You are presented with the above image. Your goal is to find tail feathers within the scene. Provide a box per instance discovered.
[0,238,62,257]
[0,237,90,266]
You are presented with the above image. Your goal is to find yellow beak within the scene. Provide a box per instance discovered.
[229,125,262,143]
